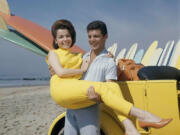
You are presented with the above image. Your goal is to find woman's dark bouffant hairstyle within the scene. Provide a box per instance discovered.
[51,19,76,49]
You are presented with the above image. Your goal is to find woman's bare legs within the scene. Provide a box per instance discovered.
[130,107,161,123]
[87,87,140,135]
[87,86,162,123]
[87,87,172,135]
[122,119,140,135]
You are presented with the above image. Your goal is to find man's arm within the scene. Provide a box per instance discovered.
[87,58,117,103]
[48,65,56,76]
[87,79,116,103]
[87,86,102,103]
[48,51,89,77]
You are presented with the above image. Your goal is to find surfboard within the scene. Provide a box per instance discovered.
[0,11,85,54]
[169,40,180,67]
[107,45,112,51]
[0,0,10,15]
[157,41,171,66]
[107,43,117,56]
[125,45,132,59]
[0,29,47,56]
[141,41,158,66]
[133,49,144,64]
[111,43,117,56]
[128,43,138,59]
[162,41,174,66]
[175,55,180,70]
[0,16,8,30]
[125,43,138,59]
[115,48,126,64]
[148,48,163,66]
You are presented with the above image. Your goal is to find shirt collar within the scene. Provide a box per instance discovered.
[86,48,108,58]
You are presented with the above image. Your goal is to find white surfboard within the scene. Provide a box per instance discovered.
[115,48,126,64]
[141,41,158,66]
[148,48,163,66]
[107,43,117,56]
[128,43,138,59]
[169,40,180,67]
[125,43,138,59]
[157,41,171,66]
[107,44,113,52]
[134,49,144,64]
[162,40,174,66]
[111,43,117,56]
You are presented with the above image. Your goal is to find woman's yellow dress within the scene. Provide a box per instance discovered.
[48,48,133,120]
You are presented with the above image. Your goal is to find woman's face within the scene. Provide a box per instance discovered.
[55,29,72,49]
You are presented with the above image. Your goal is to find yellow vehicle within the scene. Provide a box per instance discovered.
[48,79,180,135]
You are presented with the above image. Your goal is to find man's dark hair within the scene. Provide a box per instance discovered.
[87,20,107,36]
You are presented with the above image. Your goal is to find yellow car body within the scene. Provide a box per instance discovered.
[48,80,180,135]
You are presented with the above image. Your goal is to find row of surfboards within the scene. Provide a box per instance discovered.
[0,14,180,70]
[107,40,180,70]
[0,0,180,70]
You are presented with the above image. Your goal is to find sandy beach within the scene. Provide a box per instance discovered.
[0,85,65,135]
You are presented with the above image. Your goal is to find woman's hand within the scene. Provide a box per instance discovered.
[81,57,90,72]
[106,51,115,61]
[107,51,114,58]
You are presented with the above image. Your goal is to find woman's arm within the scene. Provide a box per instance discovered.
[48,51,89,77]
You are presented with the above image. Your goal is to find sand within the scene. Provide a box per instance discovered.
[0,85,65,135]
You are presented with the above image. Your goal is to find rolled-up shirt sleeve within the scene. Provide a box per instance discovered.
[105,59,117,81]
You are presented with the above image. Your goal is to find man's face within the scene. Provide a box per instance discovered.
[88,29,107,51]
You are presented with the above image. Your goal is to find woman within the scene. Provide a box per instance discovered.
[47,19,172,135]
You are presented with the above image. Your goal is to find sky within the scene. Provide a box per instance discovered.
[0,0,179,78]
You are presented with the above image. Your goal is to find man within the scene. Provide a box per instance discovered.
[63,20,117,135]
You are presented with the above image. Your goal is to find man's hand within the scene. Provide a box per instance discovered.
[48,65,56,76]
[87,86,102,104]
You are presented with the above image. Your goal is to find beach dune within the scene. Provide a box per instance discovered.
[0,85,65,135]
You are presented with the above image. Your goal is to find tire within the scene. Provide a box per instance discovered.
[49,117,105,135]
[50,117,65,135]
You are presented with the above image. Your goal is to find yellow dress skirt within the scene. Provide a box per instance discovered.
[48,48,133,121]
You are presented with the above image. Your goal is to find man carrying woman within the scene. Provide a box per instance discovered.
[47,20,172,135]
